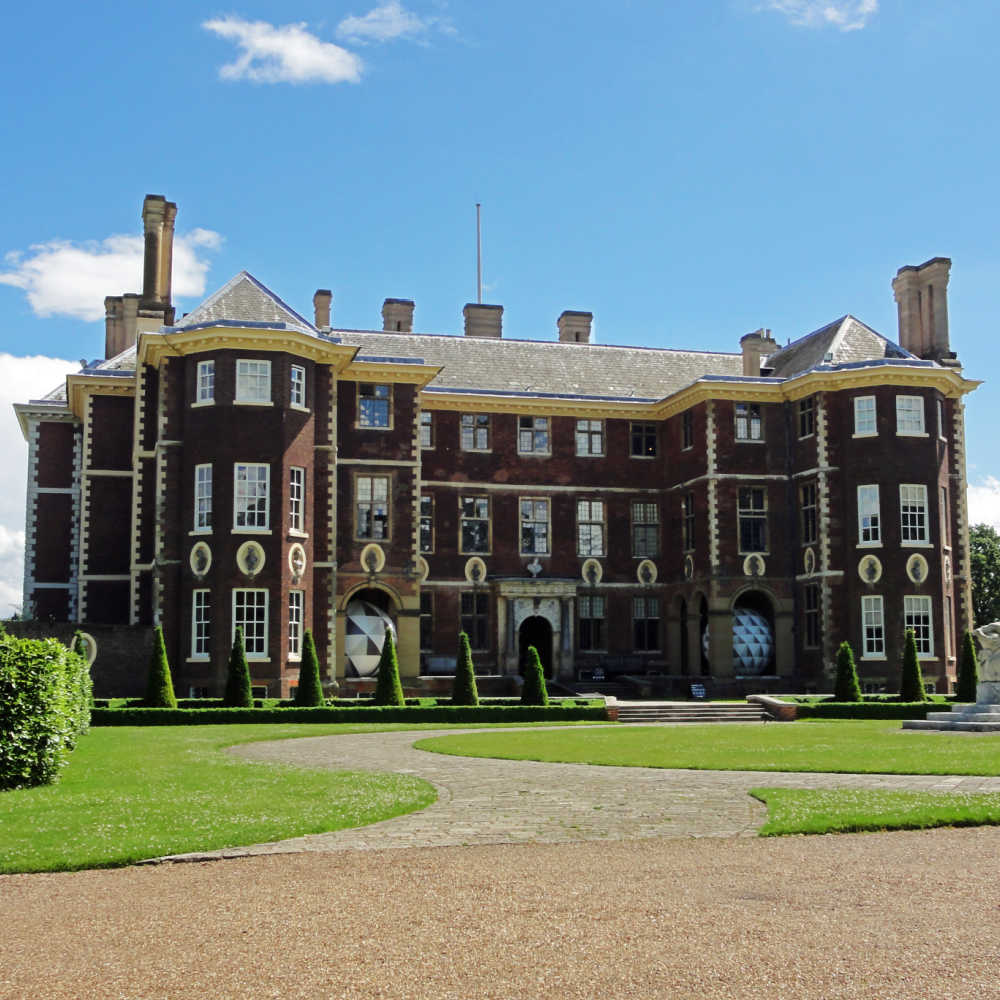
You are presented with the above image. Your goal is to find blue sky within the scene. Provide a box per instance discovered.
[0,0,997,612]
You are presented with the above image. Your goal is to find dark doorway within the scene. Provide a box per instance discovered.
[519,616,553,678]
[678,597,689,676]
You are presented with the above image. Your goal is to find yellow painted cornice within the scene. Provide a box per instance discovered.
[343,359,444,387]
[12,401,76,440]
[66,375,136,421]
[418,391,654,418]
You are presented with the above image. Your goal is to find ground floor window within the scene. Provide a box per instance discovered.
[233,588,268,658]
[862,595,884,658]
[904,595,934,657]
[461,591,489,650]
[191,589,210,658]
[632,596,660,651]
[420,591,433,650]
[803,584,820,648]
[288,590,303,660]
[578,595,605,651]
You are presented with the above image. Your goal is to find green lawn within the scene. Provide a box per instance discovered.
[415,720,1000,775]
[0,724,439,873]
[752,787,1000,836]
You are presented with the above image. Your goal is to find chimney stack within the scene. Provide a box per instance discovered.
[382,298,414,332]
[740,328,777,376]
[313,289,332,329]
[140,194,176,319]
[557,310,593,344]
[463,303,503,338]
[892,257,954,363]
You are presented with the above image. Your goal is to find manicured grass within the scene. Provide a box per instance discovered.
[751,787,1000,836]
[415,720,1000,775]
[0,724,438,873]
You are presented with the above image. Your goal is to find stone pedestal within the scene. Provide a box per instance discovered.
[903,701,1000,732]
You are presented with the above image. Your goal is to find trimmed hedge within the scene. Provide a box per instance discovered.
[796,701,949,720]
[0,633,92,789]
[90,704,609,726]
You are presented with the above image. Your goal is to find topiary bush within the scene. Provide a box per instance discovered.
[0,633,92,789]
[451,631,479,706]
[224,627,253,708]
[957,630,979,703]
[373,628,405,706]
[144,625,177,709]
[899,628,927,702]
[520,645,549,706]
[294,629,324,707]
[833,640,862,703]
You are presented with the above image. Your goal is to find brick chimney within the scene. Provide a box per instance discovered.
[740,328,777,376]
[313,289,332,329]
[557,310,593,344]
[892,257,954,363]
[463,303,503,338]
[382,298,414,332]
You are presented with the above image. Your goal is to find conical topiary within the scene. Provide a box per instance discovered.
[145,625,177,708]
[451,631,479,706]
[957,630,979,703]
[294,629,325,706]
[520,645,549,706]
[224,626,254,707]
[899,628,927,702]
[373,628,405,706]
[833,640,862,702]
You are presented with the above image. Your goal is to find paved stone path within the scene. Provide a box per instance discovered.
[158,727,1000,862]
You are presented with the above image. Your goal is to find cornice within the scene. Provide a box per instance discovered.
[66,375,136,421]
[12,401,77,439]
[419,391,654,419]
[343,359,443,387]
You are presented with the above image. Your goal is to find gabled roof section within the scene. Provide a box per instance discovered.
[333,330,743,401]
[169,271,318,336]
[764,315,913,378]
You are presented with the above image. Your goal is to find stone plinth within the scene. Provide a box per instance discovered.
[903,701,1000,732]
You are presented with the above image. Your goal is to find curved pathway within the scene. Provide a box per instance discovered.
[158,726,1000,862]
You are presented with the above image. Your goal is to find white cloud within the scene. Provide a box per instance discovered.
[203,17,363,84]
[969,476,1000,532]
[0,354,78,616]
[760,0,878,31]
[0,228,222,322]
[336,2,453,45]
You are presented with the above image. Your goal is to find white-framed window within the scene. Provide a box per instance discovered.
[358,383,391,428]
[861,595,885,658]
[799,482,818,545]
[289,467,305,533]
[575,419,604,457]
[191,589,210,658]
[196,360,215,404]
[194,463,212,531]
[798,396,815,438]
[290,365,305,408]
[576,499,605,556]
[896,395,925,435]
[803,584,820,648]
[460,496,490,553]
[904,595,934,657]
[937,399,946,439]
[738,487,767,552]
[900,484,929,544]
[854,396,876,436]
[632,501,659,557]
[233,588,268,659]
[460,413,490,451]
[520,497,550,554]
[356,474,390,540]
[288,590,303,660]
[518,416,550,455]
[419,411,433,449]
[630,422,657,457]
[236,359,271,404]
[857,485,881,545]
[234,463,269,529]
[578,595,605,651]
[735,402,763,441]
[420,494,434,553]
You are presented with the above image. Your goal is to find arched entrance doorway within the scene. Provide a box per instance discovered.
[519,616,553,678]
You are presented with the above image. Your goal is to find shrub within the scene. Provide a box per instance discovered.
[833,640,862,703]
[451,632,479,706]
[224,627,253,708]
[521,645,549,706]
[899,629,927,702]
[373,629,405,706]
[0,633,92,789]
[144,625,177,709]
[796,701,945,720]
[957,630,979,703]
[294,629,324,707]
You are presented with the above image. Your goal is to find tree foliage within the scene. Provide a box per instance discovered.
[373,628,405,706]
[224,627,254,707]
[451,631,479,706]
[294,629,325,707]
[520,645,549,706]
[899,628,927,702]
[957,630,979,703]
[144,625,177,709]
[970,524,1000,627]
[833,640,862,702]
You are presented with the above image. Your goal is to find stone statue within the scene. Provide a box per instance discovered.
[973,623,1000,702]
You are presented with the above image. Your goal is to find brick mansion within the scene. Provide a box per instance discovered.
[15,195,980,697]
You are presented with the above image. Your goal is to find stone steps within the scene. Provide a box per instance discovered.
[615,702,769,724]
